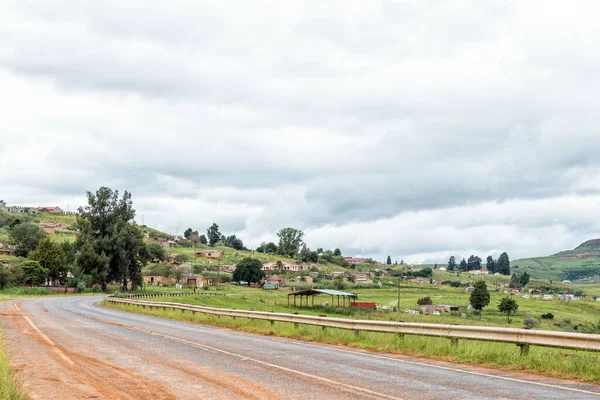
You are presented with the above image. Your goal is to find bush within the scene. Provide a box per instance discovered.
[0,287,54,296]
[541,312,554,320]
[442,281,462,287]
[91,284,101,293]
[417,296,433,306]
[76,281,86,293]
[523,317,537,329]
[334,280,346,290]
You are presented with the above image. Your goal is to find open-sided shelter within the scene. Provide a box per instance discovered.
[288,289,357,307]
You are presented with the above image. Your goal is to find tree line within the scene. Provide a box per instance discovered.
[446,252,511,275]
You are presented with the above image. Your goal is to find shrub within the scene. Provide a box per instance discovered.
[91,284,101,293]
[541,313,554,320]
[417,296,433,306]
[523,317,537,329]
[77,281,86,293]
[442,281,462,287]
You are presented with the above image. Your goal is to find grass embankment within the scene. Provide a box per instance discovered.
[105,300,600,384]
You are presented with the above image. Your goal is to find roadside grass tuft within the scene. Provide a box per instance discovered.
[0,329,27,400]
[105,301,600,384]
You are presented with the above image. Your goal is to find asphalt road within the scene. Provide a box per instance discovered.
[1,296,600,400]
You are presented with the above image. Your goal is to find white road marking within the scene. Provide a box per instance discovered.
[59,298,600,397]
[102,301,600,397]
[115,324,404,400]
[290,341,600,397]
[14,303,75,366]
[56,300,403,399]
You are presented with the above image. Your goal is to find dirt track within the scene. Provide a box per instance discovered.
[1,296,600,399]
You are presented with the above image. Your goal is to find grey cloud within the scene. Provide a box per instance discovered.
[2,1,600,262]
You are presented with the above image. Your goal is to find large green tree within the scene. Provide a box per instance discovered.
[76,187,146,291]
[447,256,457,271]
[233,258,264,283]
[467,255,482,271]
[21,260,48,287]
[486,256,496,273]
[146,243,167,262]
[497,252,510,275]
[498,297,519,323]
[276,227,304,257]
[207,223,221,246]
[183,228,193,240]
[199,234,208,245]
[469,280,490,320]
[225,235,245,250]
[9,223,47,257]
[509,272,521,289]
[29,237,67,285]
[265,242,277,254]
[519,271,530,287]
[386,255,392,265]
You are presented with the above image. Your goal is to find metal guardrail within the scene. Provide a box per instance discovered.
[106,297,600,355]
[121,292,225,300]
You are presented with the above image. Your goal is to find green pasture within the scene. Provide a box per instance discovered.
[130,284,600,333]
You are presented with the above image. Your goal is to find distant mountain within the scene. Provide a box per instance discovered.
[514,239,600,282]
[551,239,600,260]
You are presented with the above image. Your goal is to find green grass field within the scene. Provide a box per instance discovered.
[128,284,600,333]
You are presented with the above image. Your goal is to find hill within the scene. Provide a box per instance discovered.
[514,239,600,282]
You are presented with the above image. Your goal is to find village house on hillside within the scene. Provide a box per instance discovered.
[39,222,70,235]
[38,206,63,214]
[261,262,311,272]
[218,264,236,273]
[264,275,288,286]
[468,270,489,275]
[195,250,224,259]
[343,257,367,265]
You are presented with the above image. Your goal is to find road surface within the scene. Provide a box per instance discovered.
[1,296,599,399]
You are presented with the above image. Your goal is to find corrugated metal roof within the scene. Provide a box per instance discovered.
[289,289,356,297]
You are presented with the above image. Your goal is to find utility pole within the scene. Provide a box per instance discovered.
[397,278,401,311]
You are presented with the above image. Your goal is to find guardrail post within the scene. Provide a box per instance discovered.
[270,320,275,326]
[450,338,459,347]
[354,329,360,338]
[517,344,530,356]
[294,323,299,328]
[397,333,405,341]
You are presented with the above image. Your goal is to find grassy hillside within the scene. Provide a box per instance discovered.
[514,239,600,282]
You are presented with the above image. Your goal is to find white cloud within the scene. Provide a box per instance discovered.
[1,1,600,263]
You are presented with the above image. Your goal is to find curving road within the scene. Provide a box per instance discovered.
[1,296,600,399]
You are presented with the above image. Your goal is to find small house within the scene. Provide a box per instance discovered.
[37,206,63,214]
[195,250,224,259]
[186,274,197,288]
[265,275,287,286]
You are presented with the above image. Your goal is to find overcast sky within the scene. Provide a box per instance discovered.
[1,1,600,263]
